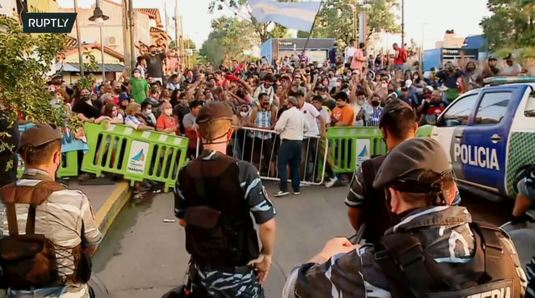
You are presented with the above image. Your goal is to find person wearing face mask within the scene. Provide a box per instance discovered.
[156,102,180,135]
[283,138,526,298]
[140,101,157,127]
[1,124,103,297]
[72,88,101,122]
[130,69,149,104]
[365,94,383,126]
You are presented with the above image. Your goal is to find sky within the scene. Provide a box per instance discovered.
[58,0,491,50]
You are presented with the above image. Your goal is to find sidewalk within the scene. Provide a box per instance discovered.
[66,179,131,237]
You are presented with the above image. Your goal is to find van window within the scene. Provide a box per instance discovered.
[525,91,535,117]
[439,94,478,127]
[474,92,512,125]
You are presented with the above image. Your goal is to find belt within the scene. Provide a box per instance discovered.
[282,139,302,143]
[194,263,253,274]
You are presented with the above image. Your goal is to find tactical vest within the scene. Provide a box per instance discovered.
[361,156,394,244]
[376,222,523,298]
[179,154,259,267]
[0,177,88,289]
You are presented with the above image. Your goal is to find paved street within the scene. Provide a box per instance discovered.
[93,182,514,297]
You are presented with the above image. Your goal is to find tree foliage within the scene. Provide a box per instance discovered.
[200,17,258,66]
[314,0,400,49]
[208,0,292,42]
[481,0,535,50]
[0,15,69,128]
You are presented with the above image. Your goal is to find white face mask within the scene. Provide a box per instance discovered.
[240,111,249,118]
[133,73,141,78]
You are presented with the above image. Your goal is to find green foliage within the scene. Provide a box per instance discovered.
[314,0,400,49]
[200,17,258,66]
[481,0,535,50]
[0,15,69,129]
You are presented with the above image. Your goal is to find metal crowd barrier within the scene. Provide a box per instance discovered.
[17,123,81,178]
[326,127,387,175]
[231,126,328,185]
[416,124,434,137]
[81,123,189,192]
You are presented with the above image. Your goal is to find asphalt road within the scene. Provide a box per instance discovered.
[93,182,514,297]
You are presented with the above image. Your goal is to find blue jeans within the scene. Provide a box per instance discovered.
[278,140,302,192]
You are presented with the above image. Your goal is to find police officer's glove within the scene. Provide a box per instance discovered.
[510,213,533,225]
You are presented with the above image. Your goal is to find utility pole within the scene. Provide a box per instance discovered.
[128,0,135,71]
[401,0,405,47]
[121,0,131,76]
[73,0,84,77]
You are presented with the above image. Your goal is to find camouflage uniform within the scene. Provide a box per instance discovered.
[283,206,527,298]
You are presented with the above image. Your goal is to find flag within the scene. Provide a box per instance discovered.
[248,0,321,32]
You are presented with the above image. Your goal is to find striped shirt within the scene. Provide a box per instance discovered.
[250,108,273,140]
[366,107,383,127]
[1,169,102,297]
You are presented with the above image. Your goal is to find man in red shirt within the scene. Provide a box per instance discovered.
[392,43,408,71]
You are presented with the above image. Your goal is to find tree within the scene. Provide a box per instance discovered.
[200,17,258,66]
[208,0,294,42]
[0,15,69,128]
[481,0,535,50]
[313,0,400,49]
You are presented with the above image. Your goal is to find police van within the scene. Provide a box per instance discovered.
[422,77,535,200]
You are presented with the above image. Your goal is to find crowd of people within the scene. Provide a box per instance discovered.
[44,41,527,195]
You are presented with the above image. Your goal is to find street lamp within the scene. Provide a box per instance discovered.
[89,0,109,83]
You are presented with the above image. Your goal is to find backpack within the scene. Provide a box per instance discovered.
[376,222,522,298]
[0,181,65,290]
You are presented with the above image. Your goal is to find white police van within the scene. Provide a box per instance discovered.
[424,77,535,200]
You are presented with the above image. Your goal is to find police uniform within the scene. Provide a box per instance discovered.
[0,125,103,297]
[283,138,526,298]
[175,103,276,297]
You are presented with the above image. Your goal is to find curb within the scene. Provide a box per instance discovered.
[95,181,131,238]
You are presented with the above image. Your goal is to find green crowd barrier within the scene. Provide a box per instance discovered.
[326,127,386,175]
[81,122,189,191]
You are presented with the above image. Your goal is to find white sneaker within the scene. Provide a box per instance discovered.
[324,177,338,188]
[274,191,290,197]
[293,192,301,195]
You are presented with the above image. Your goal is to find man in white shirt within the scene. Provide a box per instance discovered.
[296,91,324,182]
[344,39,357,67]
[274,97,309,197]
[500,54,522,76]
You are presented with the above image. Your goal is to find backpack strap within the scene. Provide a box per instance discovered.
[376,232,452,298]
[469,222,505,283]
[0,181,65,236]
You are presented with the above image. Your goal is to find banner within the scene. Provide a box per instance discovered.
[248,0,321,32]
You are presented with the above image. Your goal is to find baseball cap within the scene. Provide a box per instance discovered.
[197,102,234,125]
[373,138,452,192]
[19,124,62,149]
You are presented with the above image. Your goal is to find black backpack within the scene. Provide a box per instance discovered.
[376,222,523,298]
[0,181,65,290]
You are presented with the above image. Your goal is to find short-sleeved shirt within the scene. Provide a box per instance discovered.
[332,105,355,126]
[174,150,276,225]
[300,102,320,137]
[156,114,179,135]
[2,169,102,297]
[144,53,166,78]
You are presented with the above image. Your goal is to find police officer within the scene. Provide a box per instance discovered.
[0,124,103,297]
[283,138,526,297]
[346,99,418,244]
[175,102,276,297]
